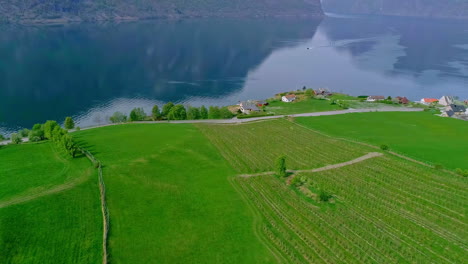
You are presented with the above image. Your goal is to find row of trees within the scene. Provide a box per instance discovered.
[110,103,234,123]
[7,117,78,158]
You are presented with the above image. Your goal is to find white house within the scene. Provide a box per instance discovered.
[366,96,385,102]
[438,96,455,106]
[420,98,438,105]
[282,94,296,103]
[239,101,260,114]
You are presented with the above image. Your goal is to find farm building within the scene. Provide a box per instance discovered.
[282,94,297,103]
[255,101,269,107]
[420,98,439,105]
[313,88,333,96]
[439,96,455,106]
[366,96,385,102]
[239,101,260,114]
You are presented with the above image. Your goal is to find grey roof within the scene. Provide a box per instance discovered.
[447,104,466,113]
[444,110,455,117]
[240,101,259,111]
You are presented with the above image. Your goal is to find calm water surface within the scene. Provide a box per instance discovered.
[1,15,467,134]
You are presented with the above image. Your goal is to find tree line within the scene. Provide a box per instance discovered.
[6,117,79,158]
[110,103,235,123]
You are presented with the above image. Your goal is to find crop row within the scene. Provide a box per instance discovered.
[198,119,370,173]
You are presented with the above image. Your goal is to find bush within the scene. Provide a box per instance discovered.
[208,106,221,119]
[200,106,209,119]
[110,112,127,123]
[220,107,234,119]
[237,113,274,119]
[29,124,45,141]
[0,134,4,142]
[380,144,389,151]
[43,120,59,139]
[455,168,468,177]
[64,117,75,129]
[10,133,22,144]
[276,156,287,178]
[318,190,333,202]
[76,126,81,131]
[434,164,444,170]
[129,108,147,122]
[187,106,201,120]
[19,128,30,137]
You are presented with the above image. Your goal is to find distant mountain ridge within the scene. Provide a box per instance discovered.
[0,0,324,23]
[322,0,468,19]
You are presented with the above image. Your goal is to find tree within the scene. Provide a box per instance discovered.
[152,105,162,120]
[276,156,287,177]
[110,112,127,123]
[220,107,234,119]
[380,144,389,151]
[64,117,75,129]
[129,108,147,121]
[302,86,307,91]
[43,120,59,139]
[61,134,78,158]
[0,134,4,142]
[52,126,66,142]
[208,106,221,119]
[162,102,175,117]
[29,124,44,142]
[19,128,30,137]
[167,105,187,120]
[187,106,201,120]
[318,190,332,202]
[10,133,22,144]
[305,88,314,98]
[200,105,208,119]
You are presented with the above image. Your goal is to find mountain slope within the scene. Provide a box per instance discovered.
[0,0,324,23]
[322,0,468,19]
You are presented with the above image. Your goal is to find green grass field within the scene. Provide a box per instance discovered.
[265,99,341,115]
[2,111,467,263]
[200,119,467,263]
[0,142,101,264]
[295,112,468,169]
[73,124,275,263]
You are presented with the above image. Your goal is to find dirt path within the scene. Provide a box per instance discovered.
[0,169,91,209]
[239,152,383,178]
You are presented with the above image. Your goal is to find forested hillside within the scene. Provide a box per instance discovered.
[322,0,468,19]
[0,0,323,23]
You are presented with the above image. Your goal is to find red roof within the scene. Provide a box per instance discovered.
[423,98,438,103]
[285,94,296,99]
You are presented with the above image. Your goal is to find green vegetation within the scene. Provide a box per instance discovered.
[265,99,342,115]
[110,111,128,123]
[275,156,287,177]
[10,133,22,144]
[129,107,147,121]
[73,124,274,263]
[295,112,468,169]
[197,119,370,173]
[64,117,75,130]
[0,142,101,264]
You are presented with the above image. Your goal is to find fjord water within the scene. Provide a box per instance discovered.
[0,16,467,133]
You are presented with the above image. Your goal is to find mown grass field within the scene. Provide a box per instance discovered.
[265,99,341,115]
[73,124,275,264]
[0,142,101,264]
[200,118,467,263]
[295,112,468,169]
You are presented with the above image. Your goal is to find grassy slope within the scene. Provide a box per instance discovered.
[295,112,468,169]
[73,124,275,264]
[0,142,101,264]
[265,99,341,115]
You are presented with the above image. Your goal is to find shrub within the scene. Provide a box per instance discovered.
[29,124,45,141]
[0,134,4,142]
[43,120,59,139]
[380,144,389,151]
[434,164,444,170]
[276,156,287,178]
[455,168,468,177]
[110,112,127,123]
[76,126,81,131]
[318,190,333,202]
[220,107,234,119]
[129,108,147,122]
[10,133,22,144]
[186,106,201,120]
[208,106,221,119]
[19,128,30,137]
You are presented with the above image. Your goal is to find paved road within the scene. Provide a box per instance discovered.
[0,107,423,145]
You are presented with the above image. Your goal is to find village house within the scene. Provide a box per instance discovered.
[396,96,409,104]
[438,96,455,106]
[255,100,269,107]
[420,98,438,105]
[239,101,260,114]
[282,94,297,103]
[366,96,385,102]
[445,104,466,116]
[313,88,333,97]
